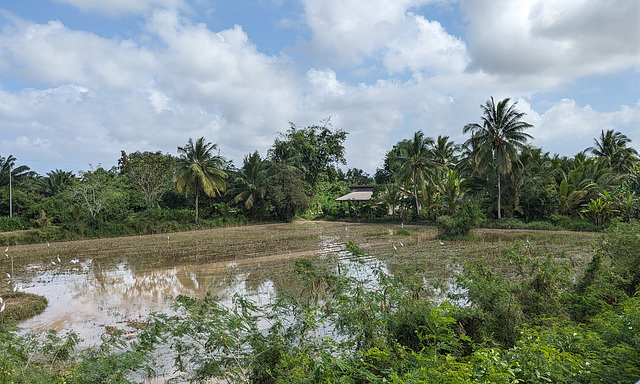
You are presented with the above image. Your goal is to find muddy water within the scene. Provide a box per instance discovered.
[10,222,419,345]
[3,221,596,347]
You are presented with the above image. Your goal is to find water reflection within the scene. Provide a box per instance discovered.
[18,232,386,346]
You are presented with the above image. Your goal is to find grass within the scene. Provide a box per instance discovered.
[0,292,48,323]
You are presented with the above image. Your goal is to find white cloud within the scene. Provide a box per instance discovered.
[0,2,639,178]
[516,98,640,157]
[53,0,186,17]
[0,9,305,173]
[462,0,640,81]
[383,13,468,74]
[300,0,468,75]
[0,15,156,89]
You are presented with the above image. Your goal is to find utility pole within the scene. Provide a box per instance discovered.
[9,163,12,218]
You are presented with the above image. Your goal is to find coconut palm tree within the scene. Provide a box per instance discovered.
[175,137,228,224]
[227,151,271,219]
[588,129,638,174]
[397,131,437,218]
[463,97,533,219]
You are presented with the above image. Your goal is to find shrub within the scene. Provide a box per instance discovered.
[0,216,29,232]
[437,202,483,239]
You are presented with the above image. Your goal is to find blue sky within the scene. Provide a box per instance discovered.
[0,0,639,175]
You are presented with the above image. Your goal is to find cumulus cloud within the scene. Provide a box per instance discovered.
[0,1,638,177]
[0,9,307,173]
[300,0,468,75]
[383,13,468,74]
[462,0,640,81]
[0,14,156,89]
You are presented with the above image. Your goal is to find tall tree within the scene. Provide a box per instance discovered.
[269,121,348,187]
[397,131,437,217]
[463,97,533,219]
[175,137,228,224]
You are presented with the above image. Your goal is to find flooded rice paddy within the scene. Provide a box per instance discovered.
[1,221,599,345]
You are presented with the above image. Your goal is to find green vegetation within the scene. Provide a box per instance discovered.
[0,292,47,323]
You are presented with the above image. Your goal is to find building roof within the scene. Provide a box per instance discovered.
[335,186,374,202]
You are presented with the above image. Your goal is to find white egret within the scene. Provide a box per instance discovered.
[51,260,56,265]
[57,255,61,263]
[0,297,3,304]
[400,242,404,247]
[0,302,5,312]
[47,242,50,247]
[4,246,7,252]
[6,273,9,278]
[439,240,444,245]
[393,244,397,250]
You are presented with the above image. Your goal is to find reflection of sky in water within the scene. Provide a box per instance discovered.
[18,235,379,346]
[18,259,279,346]
[16,231,461,353]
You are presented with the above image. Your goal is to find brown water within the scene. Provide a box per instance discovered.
[2,221,597,347]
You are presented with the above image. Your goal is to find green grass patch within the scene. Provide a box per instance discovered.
[0,292,48,323]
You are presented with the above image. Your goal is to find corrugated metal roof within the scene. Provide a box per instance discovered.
[335,190,373,201]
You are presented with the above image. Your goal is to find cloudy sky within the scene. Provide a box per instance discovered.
[0,0,639,175]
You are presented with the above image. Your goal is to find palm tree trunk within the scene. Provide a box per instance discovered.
[497,170,501,220]
[413,169,420,218]
[195,188,199,224]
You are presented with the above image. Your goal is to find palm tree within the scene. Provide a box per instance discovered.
[40,169,76,196]
[431,135,459,168]
[0,155,34,188]
[175,137,228,224]
[227,151,271,219]
[463,97,533,219]
[588,129,638,174]
[397,131,437,218]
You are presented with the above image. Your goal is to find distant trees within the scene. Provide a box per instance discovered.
[4,105,640,238]
[175,137,228,224]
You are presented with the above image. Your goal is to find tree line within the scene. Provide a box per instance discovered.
[2,97,640,241]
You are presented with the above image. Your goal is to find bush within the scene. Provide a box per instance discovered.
[551,214,599,232]
[437,202,483,239]
[0,216,29,232]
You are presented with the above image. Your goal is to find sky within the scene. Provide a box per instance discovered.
[0,0,639,176]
